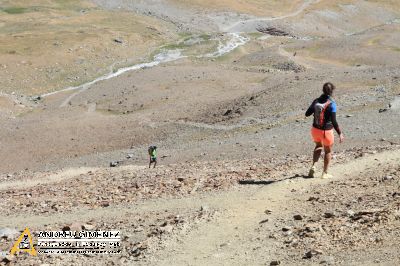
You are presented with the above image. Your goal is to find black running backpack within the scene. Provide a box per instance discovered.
[313,99,331,129]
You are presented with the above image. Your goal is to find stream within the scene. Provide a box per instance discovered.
[42,0,322,107]
[42,32,250,107]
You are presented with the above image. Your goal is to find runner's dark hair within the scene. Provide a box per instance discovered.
[323,82,335,96]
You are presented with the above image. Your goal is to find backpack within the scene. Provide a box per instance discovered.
[313,99,331,129]
[148,146,156,156]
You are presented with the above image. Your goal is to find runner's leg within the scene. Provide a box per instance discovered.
[313,142,323,165]
[323,145,332,173]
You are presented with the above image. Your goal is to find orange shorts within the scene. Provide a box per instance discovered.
[311,127,334,146]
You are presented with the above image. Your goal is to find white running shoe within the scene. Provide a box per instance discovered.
[308,166,316,178]
[321,172,333,179]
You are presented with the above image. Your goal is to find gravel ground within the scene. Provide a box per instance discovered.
[1,0,400,265]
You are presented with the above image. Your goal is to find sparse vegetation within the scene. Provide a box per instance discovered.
[1,7,28,14]
[0,0,178,94]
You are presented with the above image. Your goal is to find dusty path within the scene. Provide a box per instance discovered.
[224,0,322,32]
[1,148,398,264]
[278,46,315,70]
[150,149,400,265]
[0,168,96,191]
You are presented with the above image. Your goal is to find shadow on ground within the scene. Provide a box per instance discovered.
[238,174,312,185]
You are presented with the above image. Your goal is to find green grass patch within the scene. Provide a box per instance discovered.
[390,46,400,52]
[161,42,187,50]
[178,32,192,39]
[199,34,211,41]
[2,7,28,14]
[248,32,263,38]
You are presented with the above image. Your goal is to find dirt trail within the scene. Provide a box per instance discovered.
[1,148,398,263]
[278,46,315,69]
[151,149,400,265]
[224,0,322,32]
[0,168,96,191]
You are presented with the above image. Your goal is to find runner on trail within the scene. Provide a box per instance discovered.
[305,82,344,179]
[148,146,157,169]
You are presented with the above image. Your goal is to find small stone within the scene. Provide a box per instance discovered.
[200,206,209,212]
[305,223,319,232]
[284,238,294,244]
[83,224,95,230]
[304,249,323,259]
[270,260,281,265]
[379,108,388,113]
[269,233,277,239]
[2,255,14,263]
[29,95,42,102]
[346,114,353,118]
[383,175,393,181]
[324,212,335,218]
[223,109,233,116]
[101,201,110,207]
[126,154,134,159]
[110,161,119,167]
[308,196,319,201]
[161,225,173,233]
[259,219,269,224]
[62,225,71,231]
[293,214,303,220]
[282,226,291,232]
[283,230,293,236]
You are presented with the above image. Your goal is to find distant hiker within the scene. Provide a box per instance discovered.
[305,82,344,179]
[148,146,157,168]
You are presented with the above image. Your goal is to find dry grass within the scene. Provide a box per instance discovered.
[168,0,304,17]
[0,0,177,95]
[309,0,400,12]
[285,22,400,67]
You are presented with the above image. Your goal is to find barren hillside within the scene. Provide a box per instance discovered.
[0,0,399,265]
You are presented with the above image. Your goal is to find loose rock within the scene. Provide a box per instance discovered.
[293,214,303,221]
[110,161,119,167]
[0,228,19,240]
[324,212,335,218]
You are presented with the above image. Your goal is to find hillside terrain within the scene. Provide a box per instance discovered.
[0,0,399,265]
